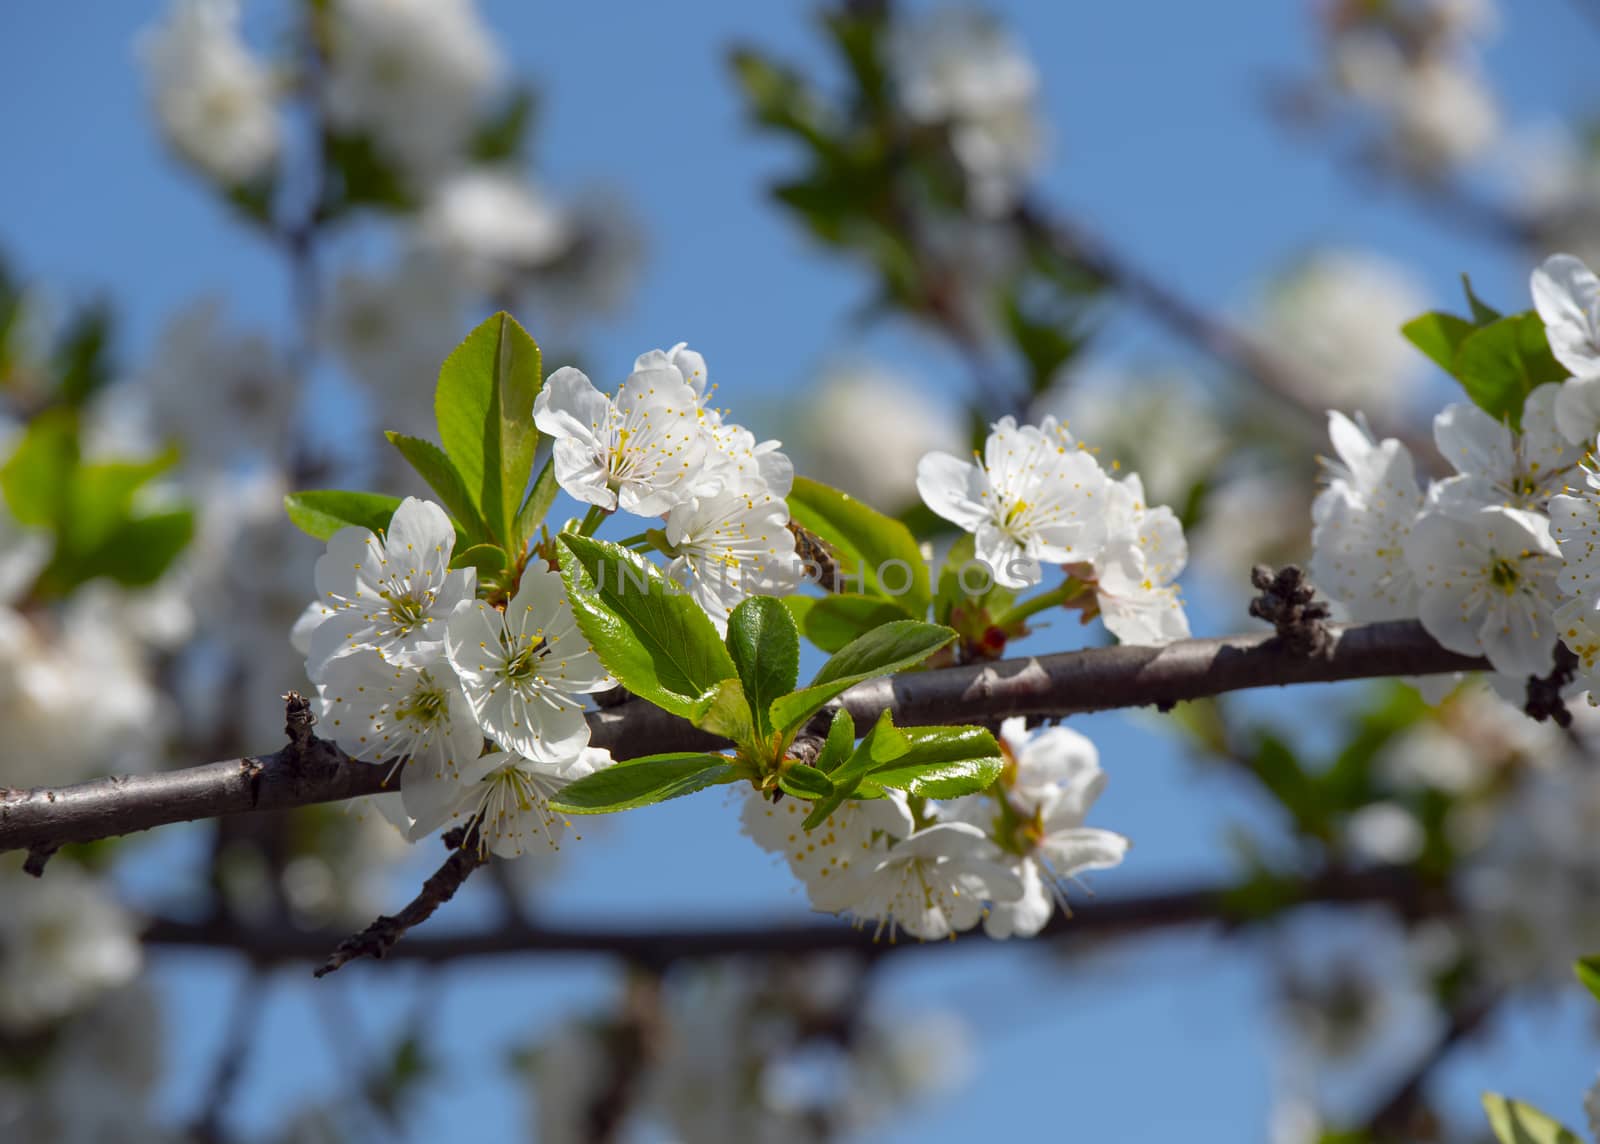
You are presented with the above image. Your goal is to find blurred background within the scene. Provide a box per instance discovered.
[2,0,1599,1140]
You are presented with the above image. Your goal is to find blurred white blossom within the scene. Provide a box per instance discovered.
[140,0,280,186]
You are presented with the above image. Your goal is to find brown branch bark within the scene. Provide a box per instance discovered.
[142,866,1437,966]
[0,620,1486,856]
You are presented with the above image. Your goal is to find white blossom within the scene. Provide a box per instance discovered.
[1258,251,1430,418]
[664,478,802,631]
[1433,391,1580,517]
[0,863,141,1031]
[404,746,612,858]
[888,7,1042,211]
[1091,472,1189,645]
[1531,252,1600,380]
[917,415,1109,590]
[809,822,1025,941]
[532,363,710,517]
[323,0,502,182]
[311,649,481,783]
[1310,412,1425,621]
[304,497,475,673]
[139,0,280,185]
[1404,504,1562,677]
[419,169,571,294]
[741,788,915,908]
[939,718,1128,939]
[444,565,610,761]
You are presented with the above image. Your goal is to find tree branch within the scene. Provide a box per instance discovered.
[142,866,1437,966]
[0,620,1486,856]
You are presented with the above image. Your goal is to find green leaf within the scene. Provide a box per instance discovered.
[451,543,507,579]
[802,709,907,829]
[813,708,855,774]
[558,534,737,719]
[779,764,834,801]
[84,510,194,588]
[549,752,739,815]
[863,725,1004,799]
[933,532,1015,624]
[1462,274,1503,325]
[386,432,489,542]
[691,679,755,745]
[53,302,114,407]
[791,592,913,653]
[469,86,537,162]
[1453,312,1566,431]
[433,312,542,546]
[787,476,929,614]
[770,620,955,734]
[1481,1093,1581,1144]
[1402,311,1477,375]
[726,596,800,738]
[0,409,78,527]
[513,457,560,551]
[61,451,178,554]
[1575,955,1600,1005]
[283,490,403,540]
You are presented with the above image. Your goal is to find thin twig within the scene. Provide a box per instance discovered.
[0,620,1487,856]
[314,822,487,976]
[1360,989,1501,1141]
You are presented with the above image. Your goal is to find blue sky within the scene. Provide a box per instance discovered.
[3,1,1599,1140]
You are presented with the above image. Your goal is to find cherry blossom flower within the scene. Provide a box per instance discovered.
[444,565,610,761]
[741,788,914,907]
[1310,412,1425,621]
[1405,504,1563,677]
[532,363,710,517]
[663,478,802,631]
[311,649,482,783]
[304,497,475,673]
[1428,389,1582,515]
[404,746,612,858]
[139,0,280,186]
[1531,252,1600,379]
[1091,472,1190,645]
[810,822,1025,941]
[917,415,1109,590]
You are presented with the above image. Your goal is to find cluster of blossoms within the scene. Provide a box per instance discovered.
[1311,252,1600,693]
[742,718,1127,941]
[918,413,1192,644]
[297,334,1186,939]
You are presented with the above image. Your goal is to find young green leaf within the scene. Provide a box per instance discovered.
[385,431,489,542]
[62,451,178,554]
[863,725,1005,799]
[39,509,195,595]
[813,708,855,774]
[548,752,740,815]
[1401,311,1476,376]
[1452,312,1565,431]
[0,408,77,527]
[770,620,956,734]
[558,534,737,719]
[513,457,560,551]
[792,592,916,652]
[802,710,908,829]
[1462,273,1503,325]
[691,679,756,746]
[726,596,800,737]
[451,543,508,579]
[433,312,542,546]
[1481,1093,1581,1144]
[788,476,929,614]
[778,763,834,801]
[1575,955,1600,1005]
[283,489,404,540]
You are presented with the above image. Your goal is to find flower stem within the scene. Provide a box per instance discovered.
[577,503,611,538]
[994,577,1088,629]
